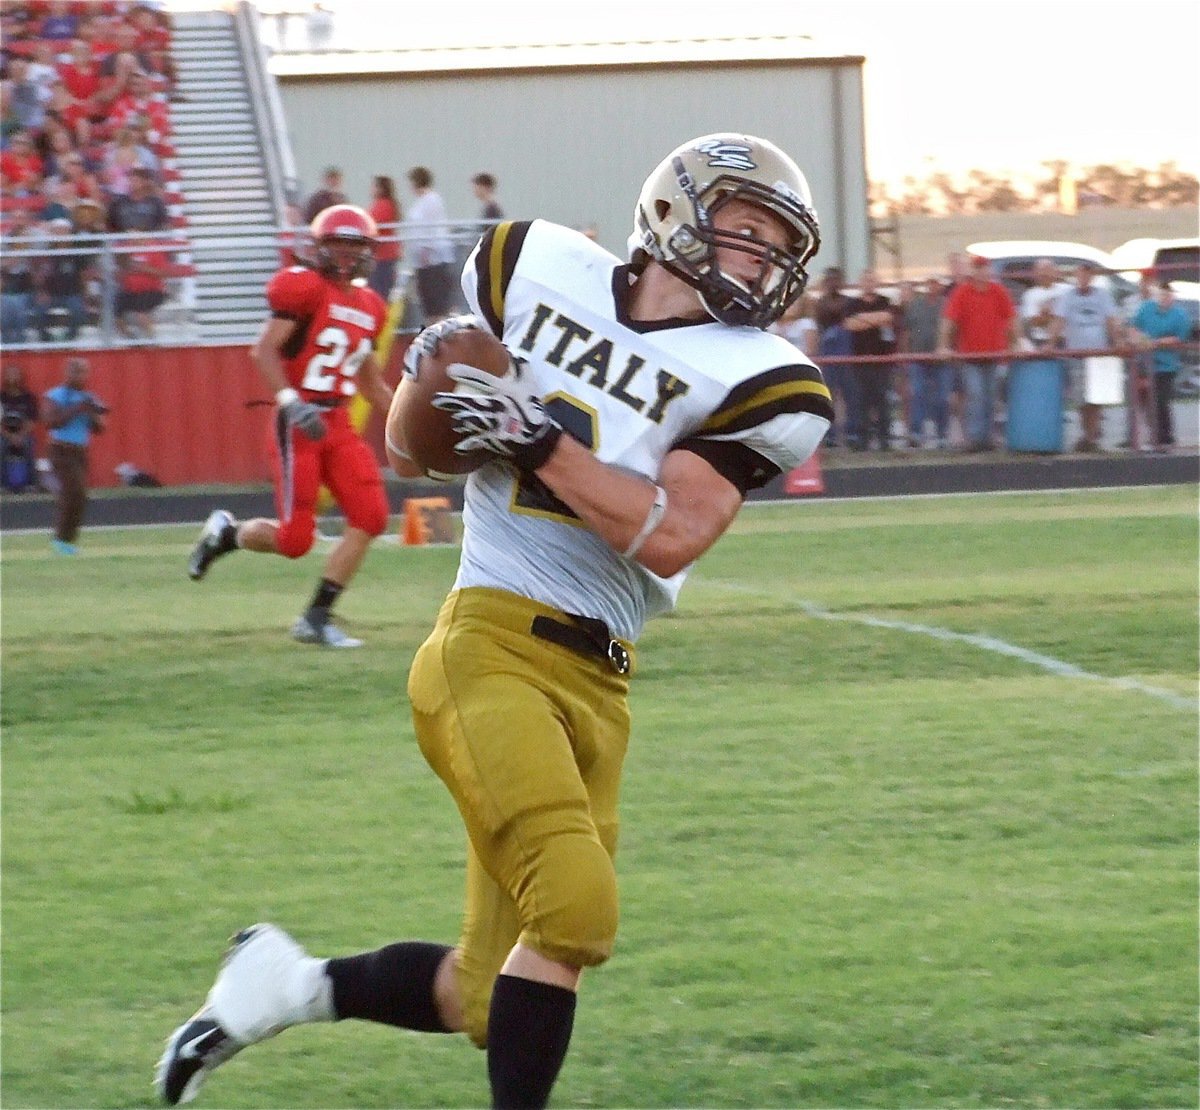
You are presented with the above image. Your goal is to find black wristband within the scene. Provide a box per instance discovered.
[512,420,564,473]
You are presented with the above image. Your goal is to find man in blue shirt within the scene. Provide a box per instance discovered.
[1132,283,1193,450]
[43,357,107,554]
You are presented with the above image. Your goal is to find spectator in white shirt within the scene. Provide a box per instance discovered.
[405,166,458,323]
[1017,258,1068,353]
[1058,262,1123,451]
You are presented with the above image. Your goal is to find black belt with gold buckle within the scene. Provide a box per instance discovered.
[530,613,631,675]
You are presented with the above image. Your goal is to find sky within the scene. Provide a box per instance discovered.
[245,0,1200,187]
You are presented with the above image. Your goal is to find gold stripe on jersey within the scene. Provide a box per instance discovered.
[474,220,533,335]
[698,365,834,435]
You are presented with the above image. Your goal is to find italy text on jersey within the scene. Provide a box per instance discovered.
[453,220,831,639]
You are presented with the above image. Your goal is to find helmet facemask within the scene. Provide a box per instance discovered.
[305,205,378,282]
[316,236,374,282]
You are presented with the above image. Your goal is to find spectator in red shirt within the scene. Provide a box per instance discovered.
[129,4,177,93]
[114,239,169,340]
[93,47,141,118]
[59,38,104,108]
[131,5,172,53]
[100,21,154,76]
[47,149,105,207]
[42,83,91,147]
[367,173,402,299]
[937,255,1017,451]
[1,131,45,193]
[106,70,169,143]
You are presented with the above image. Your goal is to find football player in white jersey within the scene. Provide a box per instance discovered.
[156,134,833,1110]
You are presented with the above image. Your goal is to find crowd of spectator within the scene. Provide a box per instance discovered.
[771,252,1194,455]
[1,0,182,344]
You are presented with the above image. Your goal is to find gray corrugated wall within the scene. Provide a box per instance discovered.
[277,59,869,275]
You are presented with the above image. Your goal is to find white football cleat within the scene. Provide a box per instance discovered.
[291,615,363,648]
[155,1008,244,1106]
[155,924,331,1105]
[188,510,237,581]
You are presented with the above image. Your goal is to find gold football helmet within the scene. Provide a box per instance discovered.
[629,133,821,328]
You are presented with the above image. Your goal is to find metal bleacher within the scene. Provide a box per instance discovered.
[168,4,295,344]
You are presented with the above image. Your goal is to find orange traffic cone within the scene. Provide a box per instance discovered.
[401,497,454,545]
[784,452,824,496]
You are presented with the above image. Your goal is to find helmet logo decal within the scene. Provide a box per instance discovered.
[695,139,757,171]
[772,179,802,205]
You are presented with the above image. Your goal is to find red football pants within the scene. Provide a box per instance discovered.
[269,406,389,558]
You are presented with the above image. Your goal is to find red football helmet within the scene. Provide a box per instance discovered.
[308,204,378,281]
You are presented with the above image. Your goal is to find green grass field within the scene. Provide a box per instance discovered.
[2,486,1197,1109]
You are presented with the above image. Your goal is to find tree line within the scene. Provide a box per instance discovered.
[872,162,1199,216]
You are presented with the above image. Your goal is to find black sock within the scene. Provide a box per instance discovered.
[487,974,577,1110]
[325,941,452,1032]
[306,577,344,624]
[218,521,239,553]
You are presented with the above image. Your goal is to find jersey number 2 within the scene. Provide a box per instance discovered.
[301,326,372,395]
[512,394,597,522]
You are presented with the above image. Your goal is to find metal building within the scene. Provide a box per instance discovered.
[270,36,869,274]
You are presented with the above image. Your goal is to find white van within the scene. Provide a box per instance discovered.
[965,240,1137,301]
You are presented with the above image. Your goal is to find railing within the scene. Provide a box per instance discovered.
[1,229,196,349]
[234,0,296,224]
[0,220,500,350]
[812,342,1200,453]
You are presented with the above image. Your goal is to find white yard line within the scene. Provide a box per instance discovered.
[745,482,1186,508]
[6,491,1194,712]
[699,578,1195,711]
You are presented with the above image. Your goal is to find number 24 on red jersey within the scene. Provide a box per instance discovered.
[266,266,388,400]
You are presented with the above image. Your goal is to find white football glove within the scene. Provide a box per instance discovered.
[431,358,563,471]
[402,314,488,379]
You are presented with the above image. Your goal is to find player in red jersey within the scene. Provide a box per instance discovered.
[188,205,406,647]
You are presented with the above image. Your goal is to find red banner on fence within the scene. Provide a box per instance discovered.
[10,339,411,489]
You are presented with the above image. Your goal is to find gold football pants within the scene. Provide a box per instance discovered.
[407,586,634,1046]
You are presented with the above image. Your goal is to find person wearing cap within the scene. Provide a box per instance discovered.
[937,255,1017,451]
[300,165,346,224]
[71,196,107,230]
[71,197,108,332]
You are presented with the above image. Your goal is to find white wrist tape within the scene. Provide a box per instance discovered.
[276,387,300,406]
[622,484,667,559]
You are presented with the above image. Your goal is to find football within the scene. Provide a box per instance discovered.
[393,327,512,477]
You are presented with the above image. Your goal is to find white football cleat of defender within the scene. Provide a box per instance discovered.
[290,615,364,648]
[155,924,332,1105]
